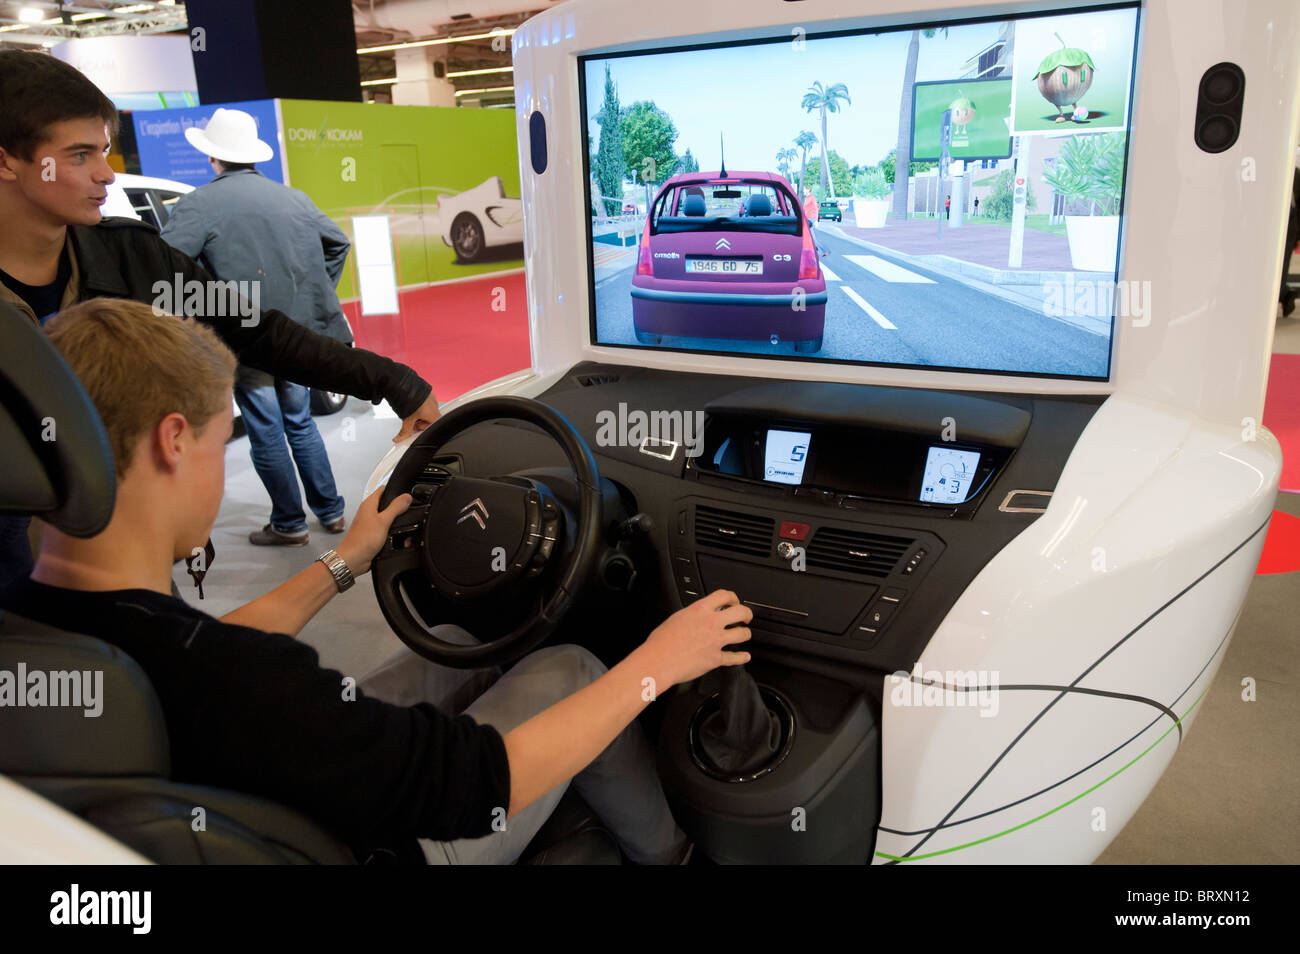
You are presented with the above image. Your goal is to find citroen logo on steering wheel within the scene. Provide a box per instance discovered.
[457,497,490,530]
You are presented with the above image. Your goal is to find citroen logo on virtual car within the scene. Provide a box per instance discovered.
[715,238,731,251]
[457,498,490,530]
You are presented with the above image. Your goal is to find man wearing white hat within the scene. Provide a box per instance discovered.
[162,108,355,546]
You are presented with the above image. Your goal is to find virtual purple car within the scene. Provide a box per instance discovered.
[631,171,826,353]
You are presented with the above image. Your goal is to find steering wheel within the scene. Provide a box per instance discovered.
[372,396,602,669]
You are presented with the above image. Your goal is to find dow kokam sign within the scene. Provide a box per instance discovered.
[287,126,364,143]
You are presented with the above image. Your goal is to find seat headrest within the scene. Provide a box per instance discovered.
[683,194,707,216]
[745,194,772,217]
[0,616,171,777]
[0,300,115,537]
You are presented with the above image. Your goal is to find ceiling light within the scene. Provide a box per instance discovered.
[358,29,515,55]
[446,66,514,78]
[454,85,514,97]
[18,8,44,22]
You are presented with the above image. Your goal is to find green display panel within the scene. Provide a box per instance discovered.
[278,99,524,299]
[911,78,1013,162]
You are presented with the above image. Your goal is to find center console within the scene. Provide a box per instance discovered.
[529,362,1105,863]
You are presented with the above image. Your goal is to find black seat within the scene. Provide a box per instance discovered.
[0,300,620,864]
[745,193,773,217]
[683,194,707,216]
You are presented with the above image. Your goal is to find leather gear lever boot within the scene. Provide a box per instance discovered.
[696,666,782,775]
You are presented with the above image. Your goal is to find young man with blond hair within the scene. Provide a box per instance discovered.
[1,298,752,863]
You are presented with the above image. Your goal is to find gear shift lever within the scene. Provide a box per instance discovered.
[695,666,782,775]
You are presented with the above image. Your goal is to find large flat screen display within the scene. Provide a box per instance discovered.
[581,5,1140,379]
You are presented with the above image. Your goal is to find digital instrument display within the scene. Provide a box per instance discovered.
[764,429,811,485]
[920,446,982,504]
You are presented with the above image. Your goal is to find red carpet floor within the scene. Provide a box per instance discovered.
[342,269,530,402]
[1259,353,1300,573]
[1263,353,1300,494]
[1258,509,1300,575]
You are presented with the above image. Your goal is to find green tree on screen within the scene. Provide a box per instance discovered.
[593,64,626,217]
[622,100,680,186]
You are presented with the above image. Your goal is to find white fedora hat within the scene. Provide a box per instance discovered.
[184,107,273,164]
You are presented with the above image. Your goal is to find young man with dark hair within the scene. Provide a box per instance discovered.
[0,51,441,586]
[1,297,752,863]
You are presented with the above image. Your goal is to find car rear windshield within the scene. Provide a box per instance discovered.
[651,181,802,237]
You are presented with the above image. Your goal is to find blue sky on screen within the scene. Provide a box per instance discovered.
[584,20,1005,174]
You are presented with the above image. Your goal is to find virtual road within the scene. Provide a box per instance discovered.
[593,225,1111,378]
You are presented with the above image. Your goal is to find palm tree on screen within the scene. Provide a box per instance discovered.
[892,27,947,217]
[802,81,851,196]
[794,131,818,196]
[775,147,798,184]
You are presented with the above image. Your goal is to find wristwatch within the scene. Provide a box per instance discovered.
[317,549,355,593]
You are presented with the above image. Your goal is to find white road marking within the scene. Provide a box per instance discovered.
[841,287,897,329]
[819,263,841,282]
[844,254,935,284]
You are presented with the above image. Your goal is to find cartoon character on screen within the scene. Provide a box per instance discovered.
[1033,32,1096,123]
[949,95,976,138]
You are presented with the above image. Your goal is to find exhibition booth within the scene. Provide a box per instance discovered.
[0,0,1298,883]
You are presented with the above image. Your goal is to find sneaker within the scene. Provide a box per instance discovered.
[249,523,309,547]
[322,517,346,533]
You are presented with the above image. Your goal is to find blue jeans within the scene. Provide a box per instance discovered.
[234,367,344,535]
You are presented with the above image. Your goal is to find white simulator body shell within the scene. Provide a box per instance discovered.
[488,0,1300,863]
[0,775,147,864]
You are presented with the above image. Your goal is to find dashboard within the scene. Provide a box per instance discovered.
[435,362,1103,673]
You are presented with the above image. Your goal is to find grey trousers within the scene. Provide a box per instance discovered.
[358,630,687,865]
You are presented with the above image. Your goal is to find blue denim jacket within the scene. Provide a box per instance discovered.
[160,169,354,343]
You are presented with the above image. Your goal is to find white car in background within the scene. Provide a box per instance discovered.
[103,172,192,230]
[438,175,524,262]
[104,174,348,418]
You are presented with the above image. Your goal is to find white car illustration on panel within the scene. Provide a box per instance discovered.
[437,176,524,262]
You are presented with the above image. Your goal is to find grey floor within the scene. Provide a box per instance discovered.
[178,307,1300,864]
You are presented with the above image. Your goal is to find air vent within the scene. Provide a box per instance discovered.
[806,527,913,578]
[575,373,621,387]
[695,505,774,557]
